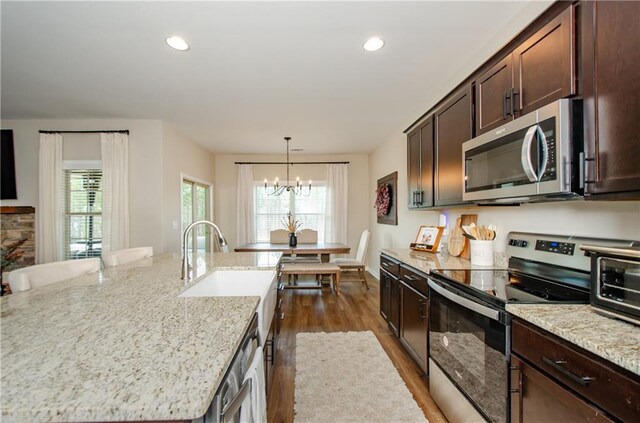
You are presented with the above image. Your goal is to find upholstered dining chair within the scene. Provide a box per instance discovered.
[102,247,153,267]
[8,257,101,293]
[269,229,290,244]
[331,229,371,289]
[293,229,321,263]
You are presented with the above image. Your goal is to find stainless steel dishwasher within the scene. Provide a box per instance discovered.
[194,313,262,423]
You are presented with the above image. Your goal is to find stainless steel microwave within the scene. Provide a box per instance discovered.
[462,99,583,203]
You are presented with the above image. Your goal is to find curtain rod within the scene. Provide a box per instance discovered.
[39,130,129,134]
[235,161,349,165]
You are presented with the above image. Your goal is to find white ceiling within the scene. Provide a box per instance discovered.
[1,1,553,154]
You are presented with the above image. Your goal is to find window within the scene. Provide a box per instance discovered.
[254,182,326,242]
[63,169,102,259]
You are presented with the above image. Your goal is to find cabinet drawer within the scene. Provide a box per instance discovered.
[380,255,400,277]
[512,319,640,422]
[399,265,428,297]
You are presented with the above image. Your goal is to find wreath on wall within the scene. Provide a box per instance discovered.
[374,183,391,217]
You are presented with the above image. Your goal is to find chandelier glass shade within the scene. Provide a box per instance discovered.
[264,137,311,196]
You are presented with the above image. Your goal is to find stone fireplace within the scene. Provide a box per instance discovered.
[1,206,35,295]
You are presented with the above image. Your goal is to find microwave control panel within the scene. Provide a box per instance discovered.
[539,118,557,182]
[535,240,575,255]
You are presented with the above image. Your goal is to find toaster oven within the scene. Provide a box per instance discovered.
[581,245,640,325]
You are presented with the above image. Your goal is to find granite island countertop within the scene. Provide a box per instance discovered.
[507,304,640,376]
[1,251,281,423]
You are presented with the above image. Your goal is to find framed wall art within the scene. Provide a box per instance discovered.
[375,171,397,225]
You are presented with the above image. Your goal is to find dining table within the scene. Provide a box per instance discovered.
[234,242,350,263]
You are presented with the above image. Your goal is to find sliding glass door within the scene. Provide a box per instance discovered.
[182,178,212,253]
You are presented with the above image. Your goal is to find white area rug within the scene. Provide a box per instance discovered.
[294,331,428,423]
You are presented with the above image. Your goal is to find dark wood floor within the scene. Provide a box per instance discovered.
[266,272,447,423]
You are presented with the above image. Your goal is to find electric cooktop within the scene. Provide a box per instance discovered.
[430,267,590,309]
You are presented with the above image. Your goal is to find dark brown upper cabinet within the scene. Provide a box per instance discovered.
[434,86,473,206]
[475,55,513,134]
[407,116,434,209]
[475,5,576,135]
[582,0,640,199]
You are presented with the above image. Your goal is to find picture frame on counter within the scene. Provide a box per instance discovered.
[410,225,444,253]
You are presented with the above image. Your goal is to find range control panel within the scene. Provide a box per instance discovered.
[506,232,639,274]
[535,240,575,255]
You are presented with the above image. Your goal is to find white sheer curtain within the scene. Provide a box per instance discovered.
[324,164,348,244]
[101,133,129,253]
[37,133,64,263]
[236,164,255,246]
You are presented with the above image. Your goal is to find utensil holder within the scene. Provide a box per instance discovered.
[470,240,494,266]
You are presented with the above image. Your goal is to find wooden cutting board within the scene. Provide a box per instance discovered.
[447,217,465,257]
[459,213,478,259]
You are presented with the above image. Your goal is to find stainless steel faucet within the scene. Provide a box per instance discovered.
[181,220,228,280]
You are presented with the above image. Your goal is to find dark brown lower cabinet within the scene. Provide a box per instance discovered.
[379,269,391,321]
[511,319,640,422]
[380,255,401,336]
[510,356,612,423]
[399,281,428,372]
[380,267,400,336]
[388,275,400,336]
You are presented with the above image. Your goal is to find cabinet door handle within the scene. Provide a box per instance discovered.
[503,91,509,119]
[509,87,517,116]
[382,262,390,267]
[267,339,276,365]
[419,299,427,320]
[510,363,523,423]
[542,356,595,386]
[403,274,418,281]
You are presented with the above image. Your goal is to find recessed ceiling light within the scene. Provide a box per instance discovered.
[166,36,189,51]
[363,37,384,52]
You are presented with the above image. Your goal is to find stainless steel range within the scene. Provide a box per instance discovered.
[427,232,638,423]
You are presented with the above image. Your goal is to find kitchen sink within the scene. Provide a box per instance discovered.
[179,269,277,343]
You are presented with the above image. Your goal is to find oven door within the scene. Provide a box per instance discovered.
[428,278,508,423]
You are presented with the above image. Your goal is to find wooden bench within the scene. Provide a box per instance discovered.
[280,263,341,295]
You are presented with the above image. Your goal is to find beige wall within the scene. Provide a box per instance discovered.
[162,122,216,253]
[0,119,165,254]
[214,153,369,254]
[368,130,640,274]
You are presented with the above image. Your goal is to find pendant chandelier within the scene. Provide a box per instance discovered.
[264,137,311,196]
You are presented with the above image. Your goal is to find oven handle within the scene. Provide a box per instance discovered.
[428,279,500,322]
[521,125,539,182]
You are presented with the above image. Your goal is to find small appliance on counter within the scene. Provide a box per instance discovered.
[580,244,640,326]
[427,231,638,423]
